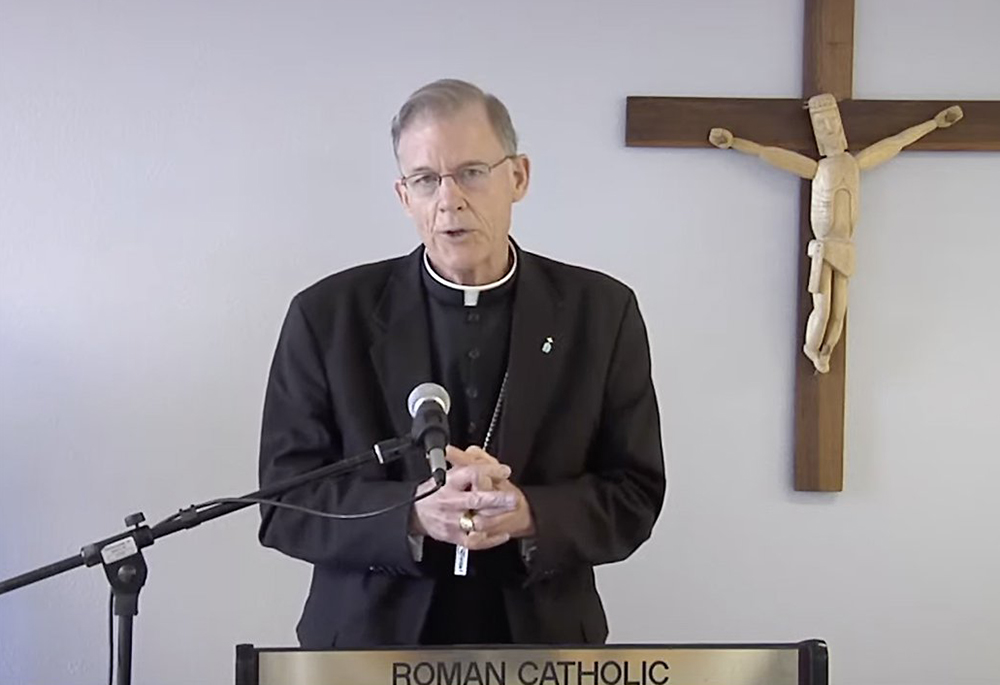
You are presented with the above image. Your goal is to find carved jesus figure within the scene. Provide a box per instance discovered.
[709,94,963,372]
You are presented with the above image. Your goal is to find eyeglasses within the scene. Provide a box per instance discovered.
[400,155,516,198]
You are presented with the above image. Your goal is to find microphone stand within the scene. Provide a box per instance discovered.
[0,436,417,685]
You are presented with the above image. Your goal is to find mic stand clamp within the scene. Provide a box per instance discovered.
[82,512,152,684]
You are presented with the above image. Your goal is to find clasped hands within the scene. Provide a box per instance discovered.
[411,446,535,550]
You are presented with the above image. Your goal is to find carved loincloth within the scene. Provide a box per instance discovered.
[807,238,855,293]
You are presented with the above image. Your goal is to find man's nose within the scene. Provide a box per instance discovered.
[437,175,467,211]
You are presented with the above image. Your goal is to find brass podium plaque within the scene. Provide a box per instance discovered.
[255,645,806,685]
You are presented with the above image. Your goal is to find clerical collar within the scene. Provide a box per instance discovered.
[422,243,518,307]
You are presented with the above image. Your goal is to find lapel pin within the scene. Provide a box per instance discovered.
[541,336,554,354]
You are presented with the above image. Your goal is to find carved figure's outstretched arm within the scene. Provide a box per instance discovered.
[856,105,964,170]
[709,128,818,179]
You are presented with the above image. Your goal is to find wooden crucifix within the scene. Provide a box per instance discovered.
[626,0,1000,491]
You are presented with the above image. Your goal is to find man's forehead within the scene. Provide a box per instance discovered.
[397,106,504,165]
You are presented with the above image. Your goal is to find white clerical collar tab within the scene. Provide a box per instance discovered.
[423,243,518,307]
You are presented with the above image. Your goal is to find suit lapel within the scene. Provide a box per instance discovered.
[369,248,434,446]
[498,252,567,480]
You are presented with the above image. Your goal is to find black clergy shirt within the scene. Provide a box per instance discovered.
[417,246,523,645]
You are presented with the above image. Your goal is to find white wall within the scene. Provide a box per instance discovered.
[2,1,998,683]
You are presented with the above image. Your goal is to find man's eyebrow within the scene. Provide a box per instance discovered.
[402,165,436,175]
[403,159,488,175]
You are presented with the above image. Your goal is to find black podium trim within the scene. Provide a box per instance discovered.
[798,639,829,685]
[235,643,260,685]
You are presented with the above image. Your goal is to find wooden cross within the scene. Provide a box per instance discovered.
[625,0,1000,491]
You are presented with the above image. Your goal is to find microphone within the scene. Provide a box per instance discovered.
[407,383,451,486]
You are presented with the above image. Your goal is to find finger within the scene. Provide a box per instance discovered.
[469,504,516,518]
[445,445,475,467]
[469,493,521,516]
[493,478,516,493]
[446,445,500,467]
[462,531,511,550]
[446,463,511,490]
[465,446,500,464]
[471,510,518,535]
[464,490,517,512]
[473,468,496,492]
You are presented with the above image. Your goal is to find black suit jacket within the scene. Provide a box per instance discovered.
[258,245,665,648]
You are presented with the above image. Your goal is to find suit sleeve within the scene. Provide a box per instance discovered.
[520,291,665,583]
[257,296,423,575]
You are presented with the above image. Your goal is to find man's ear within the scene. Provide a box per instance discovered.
[394,179,412,214]
[511,155,530,202]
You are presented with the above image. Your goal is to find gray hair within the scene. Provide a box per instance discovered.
[391,79,518,159]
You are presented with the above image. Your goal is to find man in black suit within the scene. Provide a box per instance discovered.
[258,79,665,649]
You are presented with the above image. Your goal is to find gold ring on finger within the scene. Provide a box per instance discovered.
[459,510,476,535]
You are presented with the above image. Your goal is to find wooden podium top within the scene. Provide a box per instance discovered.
[236,640,828,685]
